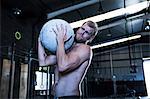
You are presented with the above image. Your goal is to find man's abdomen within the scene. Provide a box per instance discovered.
[55,77,80,97]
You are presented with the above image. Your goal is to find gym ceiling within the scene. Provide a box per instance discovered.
[1,0,150,56]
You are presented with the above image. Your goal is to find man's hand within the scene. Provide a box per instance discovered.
[53,24,67,42]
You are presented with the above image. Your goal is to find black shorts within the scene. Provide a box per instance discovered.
[59,96,81,99]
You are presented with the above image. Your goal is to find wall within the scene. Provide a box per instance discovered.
[1,8,39,56]
[86,43,150,97]
[89,43,150,81]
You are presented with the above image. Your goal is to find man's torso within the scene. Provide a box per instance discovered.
[53,44,91,97]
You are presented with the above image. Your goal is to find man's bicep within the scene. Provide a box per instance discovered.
[67,52,88,68]
[58,46,91,73]
[59,55,81,72]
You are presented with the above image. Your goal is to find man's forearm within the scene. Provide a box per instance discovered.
[38,40,47,65]
[56,39,68,69]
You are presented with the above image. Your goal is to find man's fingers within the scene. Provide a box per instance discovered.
[65,25,67,34]
[54,24,68,41]
[52,28,57,35]
[56,24,60,31]
[60,24,63,31]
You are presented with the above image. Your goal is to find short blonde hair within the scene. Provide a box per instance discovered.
[83,21,98,43]
[83,21,98,36]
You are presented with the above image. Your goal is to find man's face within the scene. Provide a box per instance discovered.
[75,23,94,43]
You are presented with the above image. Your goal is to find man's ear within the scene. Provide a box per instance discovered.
[89,35,96,43]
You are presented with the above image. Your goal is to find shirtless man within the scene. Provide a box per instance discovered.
[38,21,98,98]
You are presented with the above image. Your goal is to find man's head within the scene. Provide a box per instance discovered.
[75,21,98,44]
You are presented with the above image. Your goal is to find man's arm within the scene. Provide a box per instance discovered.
[53,25,91,73]
[38,38,57,66]
[57,40,91,73]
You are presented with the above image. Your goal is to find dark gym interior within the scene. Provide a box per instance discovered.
[0,0,150,99]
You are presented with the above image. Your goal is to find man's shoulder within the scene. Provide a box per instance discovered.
[74,44,91,56]
[76,43,91,49]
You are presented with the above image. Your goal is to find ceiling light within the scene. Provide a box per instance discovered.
[125,1,148,14]
[70,1,149,28]
[13,8,22,15]
[143,57,150,60]
[91,35,141,49]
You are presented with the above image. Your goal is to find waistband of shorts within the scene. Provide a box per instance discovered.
[58,95,81,99]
